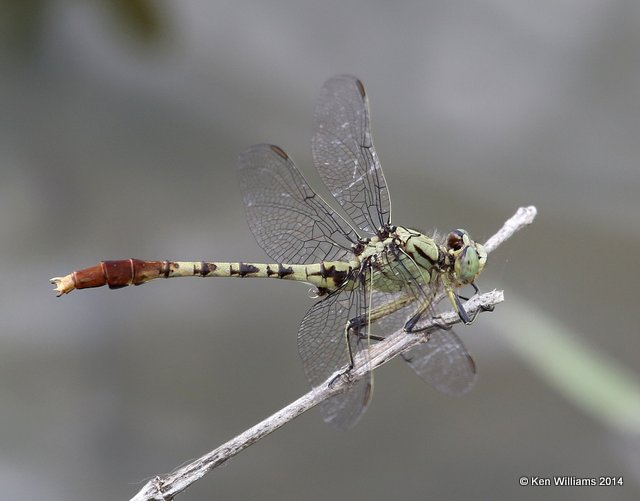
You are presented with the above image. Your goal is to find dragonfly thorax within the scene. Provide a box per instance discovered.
[394,226,441,270]
[390,226,487,287]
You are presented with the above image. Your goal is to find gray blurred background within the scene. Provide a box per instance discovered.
[2,1,640,500]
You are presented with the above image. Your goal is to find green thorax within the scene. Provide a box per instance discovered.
[353,225,487,294]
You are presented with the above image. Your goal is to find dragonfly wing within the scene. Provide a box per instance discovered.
[298,271,373,429]
[312,75,391,234]
[402,329,477,395]
[237,143,358,265]
[317,363,372,431]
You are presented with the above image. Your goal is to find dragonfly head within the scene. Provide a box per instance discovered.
[446,229,487,285]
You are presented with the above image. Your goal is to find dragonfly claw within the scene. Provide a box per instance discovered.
[328,367,354,388]
[50,275,76,296]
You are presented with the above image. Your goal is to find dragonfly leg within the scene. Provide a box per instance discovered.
[403,310,425,332]
[441,280,493,325]
[328,292,416,387]
[346,313,385,341]
[473,283,495,313]
[328,322,357,388]
[457,282,478,301]
[460,283,494,324]
[405,309,453,333]
[328,315,385,388]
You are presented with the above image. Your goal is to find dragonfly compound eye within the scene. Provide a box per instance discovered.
[446,229,468,251]
[454,245,481,284]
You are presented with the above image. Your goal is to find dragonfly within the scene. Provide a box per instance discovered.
[51,75,488,429]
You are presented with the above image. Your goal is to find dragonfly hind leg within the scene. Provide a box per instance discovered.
[328,315,383,388]
[328,320,359,388]
[346,313,385,341]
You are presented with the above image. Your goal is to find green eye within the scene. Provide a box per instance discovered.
[455,246,480,283]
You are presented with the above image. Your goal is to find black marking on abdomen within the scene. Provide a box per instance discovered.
[328,266,349,287]
[308,262,350,286]
[198,261,215,276]
[278,264,294,278]
[307,262,326,278]
[239,263,259,277]
[162,261,171,278]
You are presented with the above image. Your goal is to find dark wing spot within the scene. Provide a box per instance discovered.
[270,145,288,159]
[362,382,373,405]
[355,79,366,99]
[466,354,477,374]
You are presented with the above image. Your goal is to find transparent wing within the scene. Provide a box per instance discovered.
[237,144,358,265]
[401,330,477,395]
[297,271,372,429]
[312,75,391,234]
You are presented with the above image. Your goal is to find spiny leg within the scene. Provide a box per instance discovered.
[328,320,359,387]
[403,284,492,332]
[328,293,416,387]
[346,314,385,341]
[458,283,494,324]
[404,305,453,333]
[349,292,418,341]
[328,316,385,387]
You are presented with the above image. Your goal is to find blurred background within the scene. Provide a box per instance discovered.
[2,0,639,499]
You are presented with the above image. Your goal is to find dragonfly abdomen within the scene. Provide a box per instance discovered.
[51,259,355,296]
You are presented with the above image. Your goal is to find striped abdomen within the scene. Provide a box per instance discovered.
[50,259,356,297]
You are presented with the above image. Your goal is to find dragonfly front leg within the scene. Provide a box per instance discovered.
[456,283,494,324]
[439,283,494,326]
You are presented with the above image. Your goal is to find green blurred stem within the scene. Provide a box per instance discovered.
[494,298,640,434]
